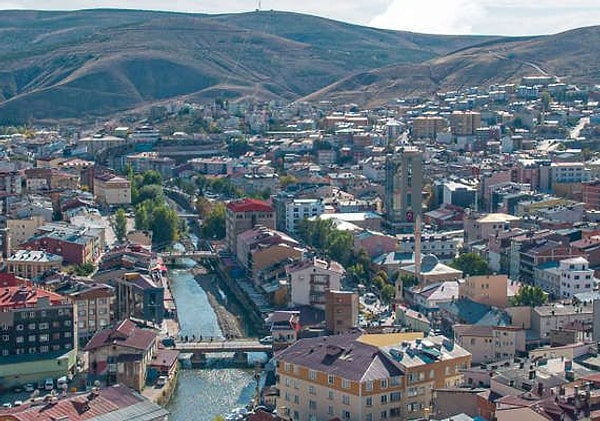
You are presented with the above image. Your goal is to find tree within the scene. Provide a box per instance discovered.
[114,208,127,243]
[136,184,164,204]
[279,174,298,189]
[400,273,419,289]
[381,284,396,304]
[135,203,151,230]
[142,170,162,186]
[73,262,96,276]
[195,196,213,219]
[151,205,179,244]
[201,202,226,240]
[510,285,547,307]
[450,252,490,276]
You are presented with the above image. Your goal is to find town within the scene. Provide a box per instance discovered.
[1,75,600,421]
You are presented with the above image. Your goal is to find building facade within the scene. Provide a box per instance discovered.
[288,258,345,310]
[384,147,423,234]
[7,249,63,279]
[225,198,275,255]
[325,290,359,335]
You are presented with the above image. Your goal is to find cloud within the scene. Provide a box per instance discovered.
[369,0,600,35]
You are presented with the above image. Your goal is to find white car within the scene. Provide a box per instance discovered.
[2,402,12,409]
[13,401,23,407]
[24,384,35,393]
[259,336,273,345]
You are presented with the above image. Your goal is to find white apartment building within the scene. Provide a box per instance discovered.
[285,199,325,233]
[558,256,596,299]
[288,257,344,310]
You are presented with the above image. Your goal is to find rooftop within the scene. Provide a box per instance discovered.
[226,198,274,213]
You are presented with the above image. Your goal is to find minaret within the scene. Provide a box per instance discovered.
[414,214,422,284]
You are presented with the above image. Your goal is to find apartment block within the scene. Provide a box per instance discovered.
[225,198,275,255]
[275,332,471,421]
[288,257,345,310]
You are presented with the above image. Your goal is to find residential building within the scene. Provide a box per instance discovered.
[267,310,301,351]
[225,198,275,255]
[464,213,521,246]
[453,325,526,365]
[93,173,132,206]
[288,257,345,310]
[7,249,63,279]
[459,274,517,308]
[450,111,481,136]
[411,115,448,139]
[531,304,593,342]
[325,290,359,334]
[57,282,115,344]
[236,226,304,286]
[7,215,47,251]
[284,198,325,233]
[125,151,175,179]
[21,224,102,265]
[84,319,158,391]
[556,256,597,299]
[0,282,77,387]
[399,254,463,286]
[0,170,22,196]
[0,383,169,420]
[397,233,460,262]
[384,146,423,233]
[113,272,164,326]
[79,134,126,156]
[188,156,234,175]
[443,181,477,209]
[275,332,471,421]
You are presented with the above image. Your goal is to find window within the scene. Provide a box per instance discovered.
[390,392,402,402]
[284,362,292,372]
[293,395,299,404]
[40,345,49,353]
[381,410,388,419]
[28,323,36,330]
[365,380,373,391]
[308,385,316,395]
[366,397,373,407]
[1,335,8,341]
[16,336,23,343]
[328,374,335,384]
[342,411,351,419]
[342,395,350,405]
[407,402,419,412]
[328,406,334,416]
[39,322,49,330]
[28,335,36,342]
[390,407,402,417]
[381,379,388,389]
[309,369,317,381]
[342,379,350,389]
[328,391,334,401]
[381,395,388,404]
[309,400,316,410]
[39,334,49,342]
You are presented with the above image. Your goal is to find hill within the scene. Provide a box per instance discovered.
[302,26,600,106]
[0,9,495,123]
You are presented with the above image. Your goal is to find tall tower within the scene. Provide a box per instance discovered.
[384,146,423,234]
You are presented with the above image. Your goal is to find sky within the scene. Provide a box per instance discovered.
[0,0,599,36]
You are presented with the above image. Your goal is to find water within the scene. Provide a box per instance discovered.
[166,263,261,420]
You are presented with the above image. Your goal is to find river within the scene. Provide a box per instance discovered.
[165,265,264,421]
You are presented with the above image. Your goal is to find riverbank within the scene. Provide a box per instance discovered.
[192,266,246,339]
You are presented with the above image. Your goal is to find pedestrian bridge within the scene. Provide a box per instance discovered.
[174,339,271,354]
[172,339,272,367]
[158,250,217,265]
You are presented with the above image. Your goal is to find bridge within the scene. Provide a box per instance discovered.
[158,250,217,265]
[172,339,272,367]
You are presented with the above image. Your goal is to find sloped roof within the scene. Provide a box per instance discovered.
[84,319,156,352]
[226,198,273,213]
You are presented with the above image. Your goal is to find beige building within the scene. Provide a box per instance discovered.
[7,215,47,251]
[275,332,471,421]
[450,111,481,136]
[288,257,345,310]
[453,325,526,365]
[464,212,521,245]
[93,173,131,206]
[69,283,115,344]
[412,115,448,139]
[459,274,516,308]
[7,249,63,279]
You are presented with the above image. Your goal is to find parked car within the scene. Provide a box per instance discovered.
[45,378,54,391]
[2,402,12,409]
[259,336,273,345]
[24,384,35,393]
[13,401,23,407]
[156,376,168,388]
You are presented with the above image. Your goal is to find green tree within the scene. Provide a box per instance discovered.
[195,196,213,219]
[114,208,127,243]
[73,262,96,276]
[142,170,163,186]
[279,174,298,189]
[136,184,164,204]
[135,203,151,230]
[450,252,490,276]
[381,284,396,304]
[400,273,419,289]
[510,284,547,307]
[151,205,179,244]
[201,203,226,240]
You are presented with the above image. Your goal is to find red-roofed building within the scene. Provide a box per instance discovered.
[225,198,275,255]
[0,383,169,420]
[85,319,158,392]
[0,284,77,388]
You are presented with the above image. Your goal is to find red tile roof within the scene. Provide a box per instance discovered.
[0,285,68,310]
[226,198,273,213]
[84,319,156,352]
